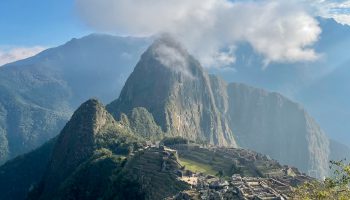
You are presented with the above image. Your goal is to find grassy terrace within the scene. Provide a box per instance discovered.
[176,147,236,177]
[178,157,217,176]
[172,144,285,178]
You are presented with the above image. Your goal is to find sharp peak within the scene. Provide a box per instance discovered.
[147,33,189,56]
[137,33,205,78]
[153,33,184,47]
[70,98,110,126]
[76,98,105,112]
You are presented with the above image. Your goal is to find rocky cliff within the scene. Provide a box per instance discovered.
[107,37,331,178]
[108,36,237,147]
[225,83,330,178]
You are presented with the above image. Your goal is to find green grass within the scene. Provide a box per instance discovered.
[178,158,217,175]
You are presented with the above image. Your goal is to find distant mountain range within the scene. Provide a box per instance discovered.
[0,18,348,183]
[212,17,350,146]
[1,18,349,166]
[0,37,321,200]
[107,37,333,178]
[0,34,150,164]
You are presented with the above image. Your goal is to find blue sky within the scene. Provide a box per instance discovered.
[0,0,90,47]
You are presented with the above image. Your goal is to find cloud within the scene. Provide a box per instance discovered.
[307,0,350,25]
[0,46,46,66]
[76,0,321,68]
[153,40,194,79]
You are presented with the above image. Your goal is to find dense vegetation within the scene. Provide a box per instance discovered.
[22,99,189,200]
[0,34,150,164]
[128,107,164,140]
[0,139,56,200]
[293,160,350,199]
[161,137,189,146]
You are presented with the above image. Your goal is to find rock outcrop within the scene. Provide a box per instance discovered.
[108,35,237,147]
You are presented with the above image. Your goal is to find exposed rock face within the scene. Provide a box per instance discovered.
[107,37,332,177]
[108,36,237,147]
[225,83,330,178]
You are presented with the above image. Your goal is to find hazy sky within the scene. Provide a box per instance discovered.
[0,0,350,66]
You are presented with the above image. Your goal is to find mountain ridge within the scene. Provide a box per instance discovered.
[0,34,150,164]
[0,36,340,199]
[1,23,349,165]
[106,36,331,178]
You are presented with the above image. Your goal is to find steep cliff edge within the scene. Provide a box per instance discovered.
[107,37,333,178]
[225,83,330,178]
[108,36,237,147]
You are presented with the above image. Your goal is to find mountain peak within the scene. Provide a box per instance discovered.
[49,98,112,166]
[139,34,200,79]
[36,98,116,198]
[71,98,110,133]
[151,34,187,53]
[107,37,237,147]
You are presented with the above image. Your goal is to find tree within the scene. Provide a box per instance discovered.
[216,170,224,178]
[292,160,350,200]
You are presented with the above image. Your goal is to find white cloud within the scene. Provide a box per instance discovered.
[0,46,46,66]
[306,0,350,25]
[153,38,194,78]
[76,0,321,68]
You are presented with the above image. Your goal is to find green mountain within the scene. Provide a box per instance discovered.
[107,36,331,178]
[27,99,147,200]
[0,36,342,200]
[0,99,311,200]
[0,99,190,200]
[0,34,150,164]
[0,33,348,177]
[108,36,237,147]
[0,138,56,200]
